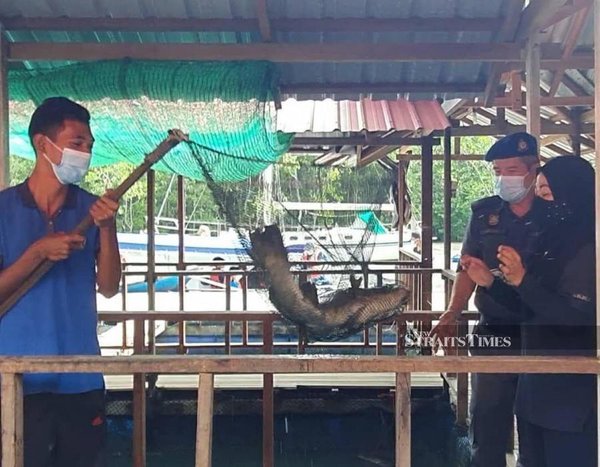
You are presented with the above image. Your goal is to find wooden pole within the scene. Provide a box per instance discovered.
[443,129,452,270]
[594,3,600,467]
[395,373,411,467]
[525,39,542,139]
[177,175,186,354]
[421,137,434,311]
[1,373,24,467]
[397,159,406,258]
[262,321,274,467]
[195,373,214,467]
[147,169,156,354]
[0,23,8,190]
[133,334,147,467]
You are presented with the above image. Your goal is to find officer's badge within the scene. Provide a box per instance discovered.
[488,214,500,226]
[517,139,528,152]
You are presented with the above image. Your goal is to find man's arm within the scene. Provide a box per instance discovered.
[447,270,476,315]
[95,222,121,298]
[430,271,476,339]
[0,233,86,302]
[91,194,121,298]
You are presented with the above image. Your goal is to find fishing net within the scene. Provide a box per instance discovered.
[182,142,408,342]
[8,60,291,182]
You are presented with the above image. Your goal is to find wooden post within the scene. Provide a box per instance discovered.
[397,158,406,256]
[262,321,274,467]
[1,372,24,467]
[570,109,582,157]
[0,23,9,189]
[421,137,434,321]
[456,320,469,427]
[177,176,186,354]
[147,170,156,354]
[525,39,541,139]
[133,319,146,467]
[195,373,214,467]
[395,373,411,467]
[443,128,452,271]
[594,3,600,467]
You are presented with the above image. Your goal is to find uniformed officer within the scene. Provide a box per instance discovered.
[432,132,542,467]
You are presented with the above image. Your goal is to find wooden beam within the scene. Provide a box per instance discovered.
[463,94,594,107]
[357,145,399,167]
[525,40,542,138]
[395,373,411,467]
[397,154,486,161]
[1,373,24,467]
[510,72,523,109]
[293,136,429,146]
[0,23,8,189]
[280,81,487,95]
[7,42,525,62]
[548,6,591,96]
[516,0,593,43]
[0,16,502,33]
[1,355,600,374]
[483,0,526,105]
[432,122,594,137]
[195,373,214,467]
[256,0,272,42]
[582,108,595,123]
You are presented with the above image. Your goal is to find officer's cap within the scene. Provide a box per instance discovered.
[484,132,538,162]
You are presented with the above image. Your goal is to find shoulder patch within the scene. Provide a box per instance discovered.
[471,195,503,213]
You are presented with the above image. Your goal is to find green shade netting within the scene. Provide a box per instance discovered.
[9,60,292,182]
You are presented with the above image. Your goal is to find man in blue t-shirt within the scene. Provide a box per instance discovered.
[0,97,121,466]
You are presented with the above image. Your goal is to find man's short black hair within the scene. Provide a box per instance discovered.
[28,97,90,144]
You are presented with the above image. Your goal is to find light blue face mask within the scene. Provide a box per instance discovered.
[43,138,91,185]
[494,175,533,204]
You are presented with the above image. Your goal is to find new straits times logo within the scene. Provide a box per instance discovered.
[415,333,513,349]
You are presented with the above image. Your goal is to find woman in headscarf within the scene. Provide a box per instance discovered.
[461,156,597,467]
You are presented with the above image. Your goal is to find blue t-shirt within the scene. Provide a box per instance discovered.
[0,181,104,394]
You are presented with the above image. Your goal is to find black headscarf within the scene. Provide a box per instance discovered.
[532,156,595,279]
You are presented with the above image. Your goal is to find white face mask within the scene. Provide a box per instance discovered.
[43,138,91,185]
[494,175,533,204]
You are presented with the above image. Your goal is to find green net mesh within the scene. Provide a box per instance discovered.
[8,60,291,182]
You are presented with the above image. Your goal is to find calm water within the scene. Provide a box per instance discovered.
[106,397,470,467]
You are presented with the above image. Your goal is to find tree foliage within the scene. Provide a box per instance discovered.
[406,136,495,241]
[8,136,494,240]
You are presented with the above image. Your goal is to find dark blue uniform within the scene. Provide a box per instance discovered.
[460,195,542,467]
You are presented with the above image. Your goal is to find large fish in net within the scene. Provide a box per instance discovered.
[250,224,410,341]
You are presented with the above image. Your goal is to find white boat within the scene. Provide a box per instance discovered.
[117,225,412,264]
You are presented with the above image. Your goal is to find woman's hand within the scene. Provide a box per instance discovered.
[460,255,494,288]
[497,246,526,286]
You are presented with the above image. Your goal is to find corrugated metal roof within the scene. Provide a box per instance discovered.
[277,98,449,134]
[1,0,509,101]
